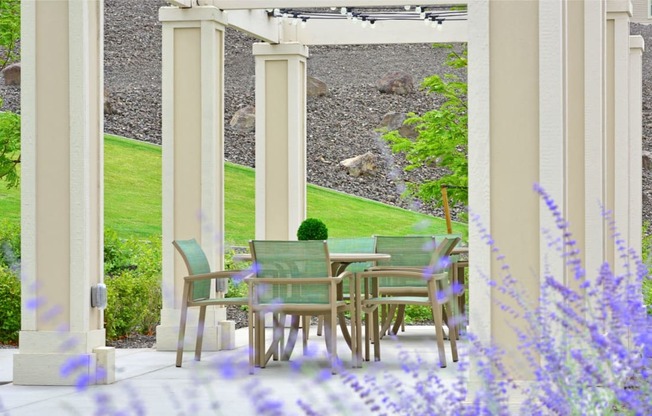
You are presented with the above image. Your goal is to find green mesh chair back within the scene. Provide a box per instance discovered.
[374,235,438,287]
[434,234,463,263]
[327,237,376,272]
[327,237,375,293]
[172,239,211,301]
[432,236,461,271]
[249,240,331,304]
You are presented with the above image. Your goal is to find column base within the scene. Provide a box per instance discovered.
[12,329,113,386]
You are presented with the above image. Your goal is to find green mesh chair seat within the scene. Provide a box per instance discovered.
[172,239,249,368]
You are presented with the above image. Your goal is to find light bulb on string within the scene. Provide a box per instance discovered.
[424,16,431,26]
[330,7,337,10]
[292,17,299,26]
[420,11,426,19]
[340,7,347,15]
[352,14,359,23]
[404,5,412,11]
[361,17,368,28]
[415,6,422,13]
[370,19,377,29]
[300,18,307,28]
[437,20,443,31]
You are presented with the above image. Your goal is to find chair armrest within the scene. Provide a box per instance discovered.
[184,270,251,282]
[245,277,342,285]
[358,269,448,281]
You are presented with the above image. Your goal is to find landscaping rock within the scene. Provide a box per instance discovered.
[229,105,255,132]
[376,71,415,95]
[1,63,20,86]
[307,76,329,97]
[340,151,378,177]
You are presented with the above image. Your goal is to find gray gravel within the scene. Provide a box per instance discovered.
[3,2,652,348]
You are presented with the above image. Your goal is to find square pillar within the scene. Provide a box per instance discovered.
[253,43,308,240]
[606,2,633,274]
[157,6,228,351]
[628,35,644,257]
[15,0,110,385]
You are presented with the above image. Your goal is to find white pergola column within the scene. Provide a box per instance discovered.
[468,0,640,394]
[253,43,308,240]
[157,6,228,351]
[15,0,111,385]
[629,35,644,258]
[606,2,633,274]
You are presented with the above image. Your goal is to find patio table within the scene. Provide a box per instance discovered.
[233,252,390,362]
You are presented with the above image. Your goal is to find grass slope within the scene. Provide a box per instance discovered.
[0,134,467,244]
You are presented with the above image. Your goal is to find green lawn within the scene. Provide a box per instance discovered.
[0,134,467,244]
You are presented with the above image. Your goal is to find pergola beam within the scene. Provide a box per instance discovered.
[226,10,280,43]
[281,18,466,44]
[198,0,466,9]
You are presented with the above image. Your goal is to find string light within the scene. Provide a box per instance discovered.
[415,6,422,13]
[404,5,412,11]
[300,17,308,28]
[437,19,443,31]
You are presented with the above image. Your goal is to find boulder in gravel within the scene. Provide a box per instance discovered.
[379,111,418,139]
[1,63,20,86]
[104,86,118,115]
[376,71,414,95]
[230,105,256,132]
[644,150,652,171]
[307,76,328,97]
[340,151,378,177]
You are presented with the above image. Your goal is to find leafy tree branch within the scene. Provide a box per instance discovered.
[383,44,468,212]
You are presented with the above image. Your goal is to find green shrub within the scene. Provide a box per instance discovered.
[0,218,20,269]
[104,270,162,340]
[0,264,20,344]
[297,218,328,241]
[103,232,162,340]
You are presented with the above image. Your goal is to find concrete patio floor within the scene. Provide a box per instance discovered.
[0,326,468,415]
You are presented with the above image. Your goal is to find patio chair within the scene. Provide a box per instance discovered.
[172,239,249,367]
[375,234,463,338]
[356,235,460,367]
[247,240,355,374]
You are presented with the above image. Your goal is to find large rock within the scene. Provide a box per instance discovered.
[104,86,118,115]
[307,76,328,97]
[379,111,418,139]
[229,105,256,132]
[339,151,378,177]
[376,71,414,95]
[644,150,652,171]
[1,63,20,86]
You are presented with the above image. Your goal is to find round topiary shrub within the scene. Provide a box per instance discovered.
[297,218,328,241]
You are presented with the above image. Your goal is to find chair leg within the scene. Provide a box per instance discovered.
[302,315,309,354]
[248,306,255,374]
[379,304,397,338]
[195,305,207,362]
[329,309,338,374]
[430,294,447,368]
[391,304,406,336]
[175,284,190,368]
[373,307,381,362]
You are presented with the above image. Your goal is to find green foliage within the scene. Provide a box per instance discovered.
[383,44,468,210]
[104,270,162,340]
[403,305,433,324]
[0,218,19,269]
[0,0,20,71]
[0,264,20,344]
[103,233,162,339]
[642,222,652,314]
[297,218,328,241]
[0,103,21,189]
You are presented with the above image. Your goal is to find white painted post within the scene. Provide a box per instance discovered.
[157,6,229,351]
[15,0,111,386]
[253,42,308,240]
